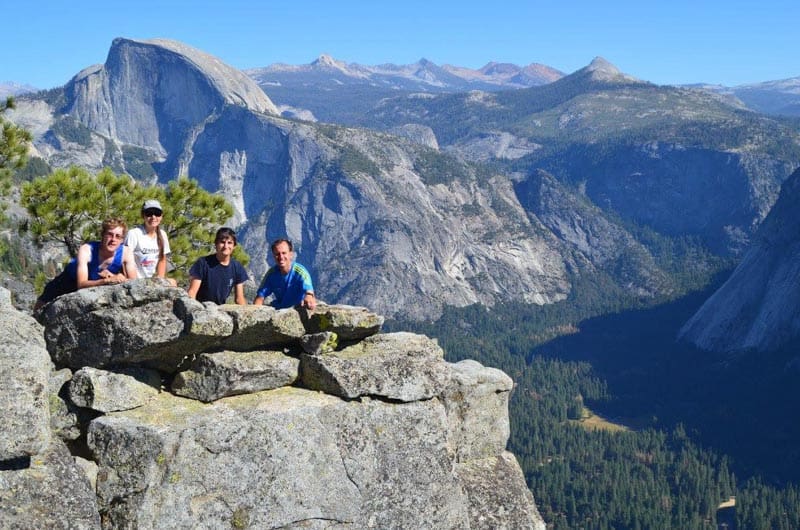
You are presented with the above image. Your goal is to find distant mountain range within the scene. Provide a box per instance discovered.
[248,54,564,92]
[5,40,800,347]
[5,55,800,117]
[0,81,38,99]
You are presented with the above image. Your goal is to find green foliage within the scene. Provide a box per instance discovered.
[391,269,800,527]
[337,145,381,176]
[21,167,143,256]
[20,169,246,282]
[121,145,158,180]
[412,149,474,185]
[13,156,51,182]
[51,116,93,147]
[0,96,33,197]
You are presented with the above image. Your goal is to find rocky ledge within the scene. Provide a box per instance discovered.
[0,280,545,529]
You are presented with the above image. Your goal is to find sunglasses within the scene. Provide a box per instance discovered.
[143,209,163,217]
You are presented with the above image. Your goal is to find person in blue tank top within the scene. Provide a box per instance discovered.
[34,217,139,311]
[73,217,138,288]
[253,238,316,310]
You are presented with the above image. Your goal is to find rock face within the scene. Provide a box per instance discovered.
[66,37,278,154]
[2,283,546,529]
[679,167,800,353]
[11,38,575,322]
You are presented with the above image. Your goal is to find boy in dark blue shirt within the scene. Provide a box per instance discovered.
[187,227,248,305]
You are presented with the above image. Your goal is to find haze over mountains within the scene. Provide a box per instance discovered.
[4,37,800,352]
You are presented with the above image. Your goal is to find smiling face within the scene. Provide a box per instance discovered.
[214,236,236,263]
[142,208,162,232]
[272,241,294,274]
[100,218,127,256]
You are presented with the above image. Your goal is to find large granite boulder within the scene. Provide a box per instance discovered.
[0,287,51,459]
[4,282,545,529]
[87,389,466,528]
[441,359,514,462]
[40,280,233,372]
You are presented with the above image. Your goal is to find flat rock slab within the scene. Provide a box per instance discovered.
[69,367,161,413]
[300,304,384,341]
[171,350,300,402]
[218,305,306,351]
[300,332,450,401]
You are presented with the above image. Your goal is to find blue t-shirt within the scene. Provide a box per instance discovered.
[256,262,314,309]
[189,254,248,305]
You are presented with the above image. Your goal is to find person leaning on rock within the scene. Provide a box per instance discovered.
[34,217,138,311]
[187,227,248,305]
[74,217,139,289]
[253,238,316,310]
[125,199,177,286]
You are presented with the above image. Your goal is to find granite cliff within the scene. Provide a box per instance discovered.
[9,37,576,322]
[679,166,800,353]
[0,281,545,529]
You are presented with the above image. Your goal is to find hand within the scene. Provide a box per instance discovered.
[302,292,317,310]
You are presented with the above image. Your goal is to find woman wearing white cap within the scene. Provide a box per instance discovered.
[124,199,175,283]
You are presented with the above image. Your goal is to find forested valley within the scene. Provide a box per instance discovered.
[389,270,800,529]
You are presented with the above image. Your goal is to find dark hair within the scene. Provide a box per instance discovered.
[270,238,293,253]
[215,227,237,245]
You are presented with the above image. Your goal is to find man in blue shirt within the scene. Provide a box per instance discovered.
[253,238,316,310]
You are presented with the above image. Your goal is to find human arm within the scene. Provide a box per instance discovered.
[122,246,138,280]
[187,277,202,299]
[233,283,246,305]
[156,255,167,278]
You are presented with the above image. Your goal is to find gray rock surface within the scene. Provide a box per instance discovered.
[301,303,384,341]
[88,389,470,529]
[679,167,800,353]
[0,441,101,530]
[218,304,306,350]
[42,281,232,372]
[0,288,51,459]
[300,332,451,401]
[300,331,339,354]
[456,452,546,530]
[2,284,545,529]
[441,360,514,462]
[69,367,161,412]
[171,350,299,402]
[67,37,277,152]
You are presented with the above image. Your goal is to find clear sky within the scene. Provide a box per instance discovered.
[3,0,798,90]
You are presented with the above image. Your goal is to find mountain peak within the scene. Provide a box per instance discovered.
[574,56,641,84]
[312,53,343,69]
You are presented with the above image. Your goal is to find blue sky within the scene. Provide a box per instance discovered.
[3,0,798,89]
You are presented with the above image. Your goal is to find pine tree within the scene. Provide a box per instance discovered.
[0,96,33,198]
[20,168,247,282]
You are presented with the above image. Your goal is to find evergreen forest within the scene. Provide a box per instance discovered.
[389,267,800,529]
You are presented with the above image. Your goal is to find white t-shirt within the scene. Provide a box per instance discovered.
[125,226,171,278]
